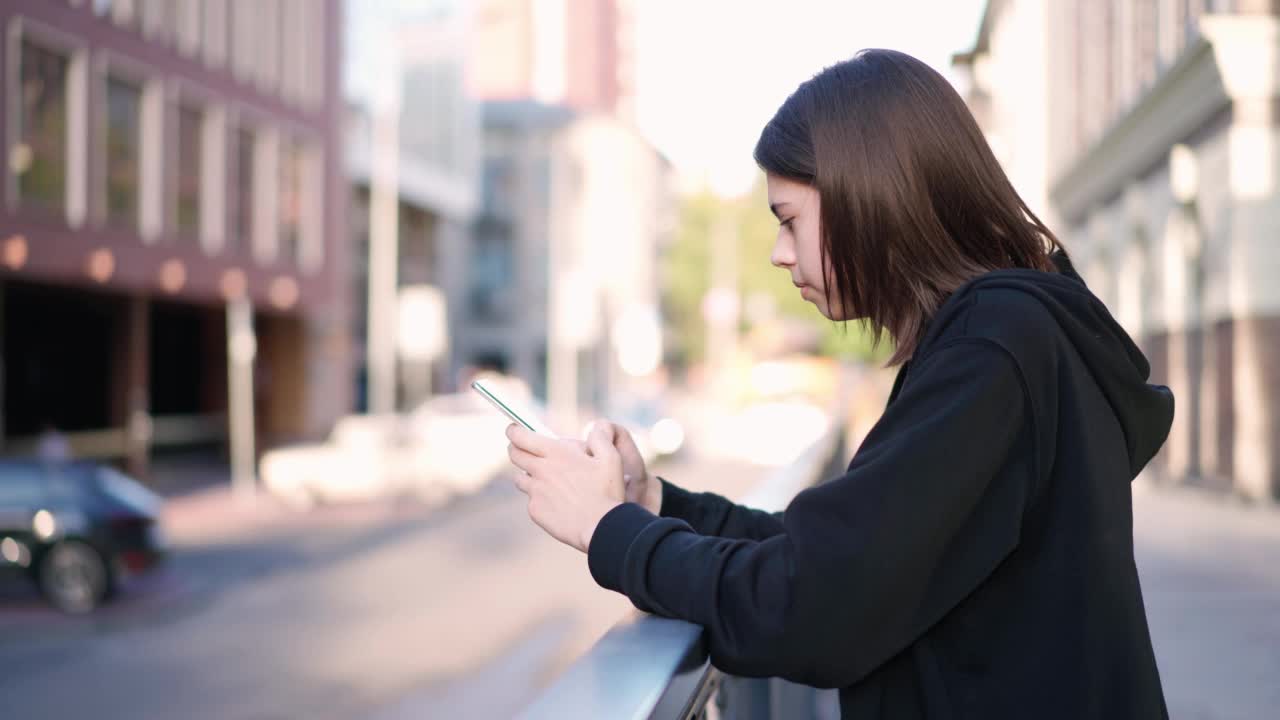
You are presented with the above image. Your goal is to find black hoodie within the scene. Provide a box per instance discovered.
[586,258,1175,719]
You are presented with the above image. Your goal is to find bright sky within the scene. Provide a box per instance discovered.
[633,0,989,196]
[345,0,990,197]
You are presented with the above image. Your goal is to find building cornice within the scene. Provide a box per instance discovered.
[1051,37,1224,223]
[1052,15,1280,223]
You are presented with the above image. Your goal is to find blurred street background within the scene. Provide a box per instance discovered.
[1,1,1279,718]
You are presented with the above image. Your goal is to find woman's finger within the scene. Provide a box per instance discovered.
[612,422,641,456]
[508,443,543,476]
[592,420,617,442]
[506,423,555,457]
[586,422,618,461]
[512,468,533,494]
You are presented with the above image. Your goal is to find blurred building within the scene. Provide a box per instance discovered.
[344,0,481,410]
[470,0,638,119]
[472,100,673,424]
[956,0,1280,500]
[0,0,350,474]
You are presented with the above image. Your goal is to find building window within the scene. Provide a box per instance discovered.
[469,220,514,321]
[280,0,316,107]
[254,0,282,92]
[140,0,175,44]
[12,39,70,214]
[202,0,228,69]
[277,135,302,265]
[229,124,255,254]
[174,103,203,240]
[110,0,137,28]
[104,74,142,229]
[302,0,325,108]
[399,203,436,285]
[230,0,256,82]
[93,0,113,16]
[481,155,516,217]
[175,0,202,56]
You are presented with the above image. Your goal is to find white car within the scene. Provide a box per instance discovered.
[261,387,524,509]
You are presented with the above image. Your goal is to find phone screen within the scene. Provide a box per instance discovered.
[471,379,555,436]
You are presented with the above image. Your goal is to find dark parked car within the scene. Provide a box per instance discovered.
[0,461,166,613]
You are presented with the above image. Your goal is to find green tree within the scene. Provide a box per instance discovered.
[663,175,890,367]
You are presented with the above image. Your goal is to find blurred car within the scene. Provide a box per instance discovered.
[0,461,166,613]
[261,378,530,509]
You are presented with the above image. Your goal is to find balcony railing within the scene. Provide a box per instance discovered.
[518,388,853,720]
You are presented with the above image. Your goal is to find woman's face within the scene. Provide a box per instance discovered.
[766,173,847,320]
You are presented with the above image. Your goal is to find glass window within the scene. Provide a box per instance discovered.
[141,0,174,43]
[278,136,302,265]
[175,0,202,55]
[481,155,516,217]
[230,0,255,81]
[399,203,436,285]
[96,468,161,516]
[104,75,142,229]
[108,0,138,28]
[229,125,255,254]
[202,0,228,68]
[13,39,69,214]
[469,220,514,321]
[174,103,203,239]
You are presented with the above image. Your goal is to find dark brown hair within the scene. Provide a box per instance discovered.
[754,49,1064,366]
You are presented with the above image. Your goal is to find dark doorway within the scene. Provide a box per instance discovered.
[3,281,120,436]
[149,299,225,417]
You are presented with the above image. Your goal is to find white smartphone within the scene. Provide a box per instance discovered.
[471,378,556,436]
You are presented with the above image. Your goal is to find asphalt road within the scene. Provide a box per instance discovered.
[0,461,1277,719]
[0,451,772,720]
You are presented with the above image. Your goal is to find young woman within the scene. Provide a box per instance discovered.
[506,49,1174,719]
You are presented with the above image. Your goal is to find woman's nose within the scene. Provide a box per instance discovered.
[771,234,795,269]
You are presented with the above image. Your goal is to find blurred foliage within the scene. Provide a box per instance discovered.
[662,174,891,368]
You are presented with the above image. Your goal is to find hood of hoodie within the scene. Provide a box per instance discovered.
[919,253,1175,478]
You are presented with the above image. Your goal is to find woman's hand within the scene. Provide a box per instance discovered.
[593,420,662,515]
[506,422,625,553]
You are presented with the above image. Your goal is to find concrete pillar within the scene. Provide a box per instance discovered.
[227,298,256,497]
[1161,203,1204,483]
[1199,318,1234,489]
[123,295,151,478]
[1203,15,1280,499]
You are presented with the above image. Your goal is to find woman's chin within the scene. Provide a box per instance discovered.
[819,304,857,322]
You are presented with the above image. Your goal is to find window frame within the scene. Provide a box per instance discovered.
[166,78,225,252]
[92,48,157,236]
[5,18,89,226]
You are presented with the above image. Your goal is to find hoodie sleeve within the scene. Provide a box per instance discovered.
[657,478,786,541]
[586,339,1036,687]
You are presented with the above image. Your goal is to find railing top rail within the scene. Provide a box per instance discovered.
[521,373,856,719]
[515,613,710,720]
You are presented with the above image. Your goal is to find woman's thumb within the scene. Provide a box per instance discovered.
[587,421,615,457]
[613,423,639,456]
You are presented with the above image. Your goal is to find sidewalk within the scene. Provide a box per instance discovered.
[1132,477,1280,720]
[147,454,420,545]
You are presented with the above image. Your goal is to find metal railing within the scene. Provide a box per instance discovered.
[519,395,852,720]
